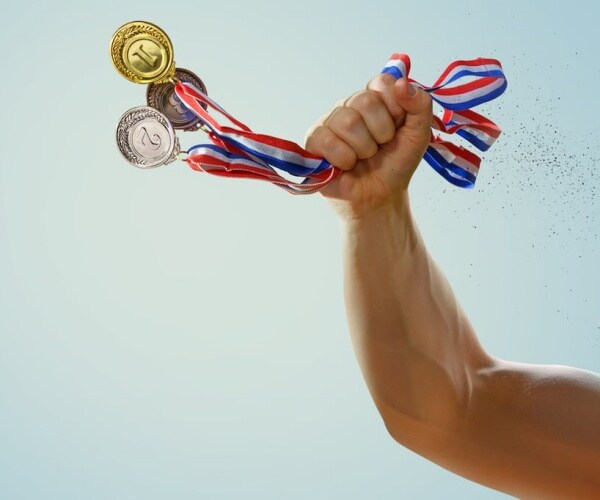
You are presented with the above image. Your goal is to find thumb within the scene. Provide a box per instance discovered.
[393,78,433,141]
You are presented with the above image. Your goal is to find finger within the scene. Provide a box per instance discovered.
[367,73,407,127]
[324,107,378,160]
[304,125,357,170]
[345,89,396,145]
[393,78,433,143]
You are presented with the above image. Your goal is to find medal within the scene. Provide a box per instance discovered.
[116,106,180,168]
[110,21,176,84]
[147,68,208,131]
[111,21,507,192]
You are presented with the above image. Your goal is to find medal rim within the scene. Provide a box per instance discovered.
[116,106,178,168]
[110,20,176,84]
[146,67,208,131]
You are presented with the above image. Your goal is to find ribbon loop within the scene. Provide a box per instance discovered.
[382,54,506,188]
[174,54,507,193]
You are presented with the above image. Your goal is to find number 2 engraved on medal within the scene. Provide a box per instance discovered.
[168,92,189,116]
[138,127,161,149]
[132,43,158,68]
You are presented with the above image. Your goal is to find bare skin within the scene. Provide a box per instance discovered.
[304,74,600,498]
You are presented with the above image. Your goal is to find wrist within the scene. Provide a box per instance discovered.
[342,189,411,226]
[328,187,411,223]
[342,191,420,255]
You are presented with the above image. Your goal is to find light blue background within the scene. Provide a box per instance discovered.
[1,1,598,498]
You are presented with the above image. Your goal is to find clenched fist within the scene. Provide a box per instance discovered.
[305,75,432,220]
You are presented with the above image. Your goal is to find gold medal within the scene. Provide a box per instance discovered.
[110,21,176,84]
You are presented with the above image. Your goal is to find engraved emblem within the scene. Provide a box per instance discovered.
[110,21,176,84]
[147,68,208,131]
[116,106,180,168]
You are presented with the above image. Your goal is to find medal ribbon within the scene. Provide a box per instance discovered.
[174,53,506,193]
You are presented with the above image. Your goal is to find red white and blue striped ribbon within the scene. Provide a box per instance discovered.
[175,53,506,193]
[174,82,338,194]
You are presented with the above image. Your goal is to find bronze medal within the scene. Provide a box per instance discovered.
[147,68,208,131]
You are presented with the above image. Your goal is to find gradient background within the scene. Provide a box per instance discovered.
[1,0,598,498]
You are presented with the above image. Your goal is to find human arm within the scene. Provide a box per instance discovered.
[305,74,600,498]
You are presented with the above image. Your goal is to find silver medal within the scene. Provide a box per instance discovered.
[116,106,180,168]
[146,68,208,131]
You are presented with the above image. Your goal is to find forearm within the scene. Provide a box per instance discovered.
[342,193,490,428]
[342,193,600,498]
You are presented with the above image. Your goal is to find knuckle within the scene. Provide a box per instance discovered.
[304,126,356,169]
[378,120,396,143]
[357,141,378,160]
[337,149,357,170]
[351,90,380,112]
[366,141,379,158]
[305,125,331,151]
[304,125,319,148]
[318,127,340,152]
[337,108,363,133]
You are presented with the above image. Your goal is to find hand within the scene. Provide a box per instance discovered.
[305,75,432,220]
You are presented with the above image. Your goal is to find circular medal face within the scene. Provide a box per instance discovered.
[110,21,176,84]
[147,68,208,131]
[116,106,179,168]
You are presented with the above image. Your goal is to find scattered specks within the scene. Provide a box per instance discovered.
[420,56,600,337]
[435,78,599,248]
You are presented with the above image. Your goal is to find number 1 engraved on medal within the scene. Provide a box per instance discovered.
[111,21,174,83]
[132,43,158,68]
[138,126,162,149]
